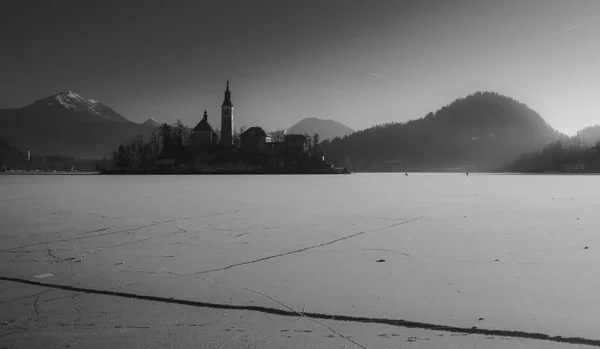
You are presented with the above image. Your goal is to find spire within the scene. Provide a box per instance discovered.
[203,109,208,121]
[222,79,233,107]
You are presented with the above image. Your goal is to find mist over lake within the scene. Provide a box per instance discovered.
[2,173,598,345]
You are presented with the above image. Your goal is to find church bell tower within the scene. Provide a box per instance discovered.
[220,79,234,147]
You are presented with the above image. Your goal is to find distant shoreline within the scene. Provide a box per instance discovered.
[3,170,597,176]
[0,171,100,175]
[98,169,350,175]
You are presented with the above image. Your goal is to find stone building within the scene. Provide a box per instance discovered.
[240,127,269,154]
[192,110,218,147]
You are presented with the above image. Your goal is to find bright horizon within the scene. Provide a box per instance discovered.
[1,0,599,136]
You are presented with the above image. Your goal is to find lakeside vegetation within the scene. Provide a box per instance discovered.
[506,126,600,173]
[104,123,348,174]
[0,139,108,173]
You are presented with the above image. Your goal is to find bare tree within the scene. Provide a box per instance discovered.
[312,133,320,158]
[184,129,194,146]
[172,119,186,148]
[133,134,149,169]
[271,130,285,142]
[120,144,133,168]
[303,133,312,155]
[313,133,320,147]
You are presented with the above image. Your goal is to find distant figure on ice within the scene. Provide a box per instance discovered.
[466,172,469,176]
[405,172,408,176]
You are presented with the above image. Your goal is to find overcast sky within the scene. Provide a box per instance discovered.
[1,0,598,135]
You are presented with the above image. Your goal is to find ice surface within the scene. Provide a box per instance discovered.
[1,173,599,346]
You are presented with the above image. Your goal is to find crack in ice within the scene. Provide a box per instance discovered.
[1,210,242,253]
[214,278,368,349]
[1,275,598,346]
[189,215,425,275]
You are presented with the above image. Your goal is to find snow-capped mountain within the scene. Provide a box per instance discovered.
[142,117,161,128]
[0,91,155,158]
[32,91,130,123]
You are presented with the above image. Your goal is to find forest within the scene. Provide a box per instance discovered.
[506,125,600,173]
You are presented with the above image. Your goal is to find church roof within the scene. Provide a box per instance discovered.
[193,110,215,132]
[241,126,268,137]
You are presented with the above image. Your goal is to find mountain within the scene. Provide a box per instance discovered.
[286,118,354,140]
[0,92,155,158]
[319,92,563,172]
[143,117,161,128]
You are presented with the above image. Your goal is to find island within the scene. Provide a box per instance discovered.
[102,81,350,175]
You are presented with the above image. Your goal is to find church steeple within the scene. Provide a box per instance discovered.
[220,79,234,147]
[222,79,233,107]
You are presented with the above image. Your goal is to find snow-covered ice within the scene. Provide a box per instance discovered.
[1,173,599,347]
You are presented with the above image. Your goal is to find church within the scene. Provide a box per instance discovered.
[122,80,336,173]
[191,80,276,154]
[183,79,313,174]
[191,79,237,149]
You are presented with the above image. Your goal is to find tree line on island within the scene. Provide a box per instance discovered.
[112,120,328,173]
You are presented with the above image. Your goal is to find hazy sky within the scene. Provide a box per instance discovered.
[1,0,599,135]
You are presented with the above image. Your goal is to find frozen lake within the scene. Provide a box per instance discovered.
[1,173,599,347]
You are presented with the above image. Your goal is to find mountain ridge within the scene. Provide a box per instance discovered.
[26,91,131,123]
[319,91,563,172]
[0,91,155,158]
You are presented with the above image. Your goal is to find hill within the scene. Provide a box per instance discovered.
[319,92,562,172]
[0,92,155,158]
[577,125,600,145]
[286,118,354,140]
